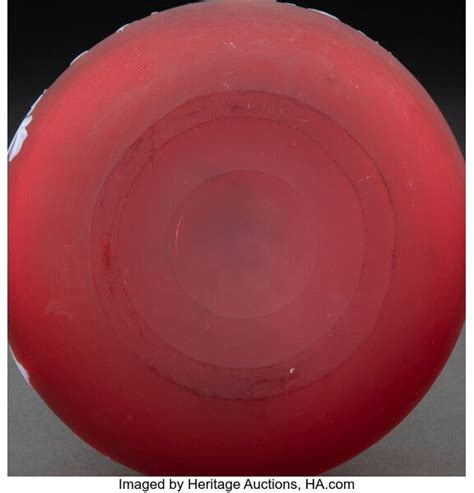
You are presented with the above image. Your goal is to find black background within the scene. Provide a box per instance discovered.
[9,0,465,153]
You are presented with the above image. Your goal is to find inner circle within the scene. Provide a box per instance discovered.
[90,90,395,397]
[168,170,318,319]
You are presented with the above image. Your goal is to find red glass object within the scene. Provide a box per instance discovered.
[9,0,465,475]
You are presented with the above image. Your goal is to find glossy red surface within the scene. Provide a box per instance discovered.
[9,0,465,475]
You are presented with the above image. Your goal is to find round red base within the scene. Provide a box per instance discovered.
[9,0,465,475]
